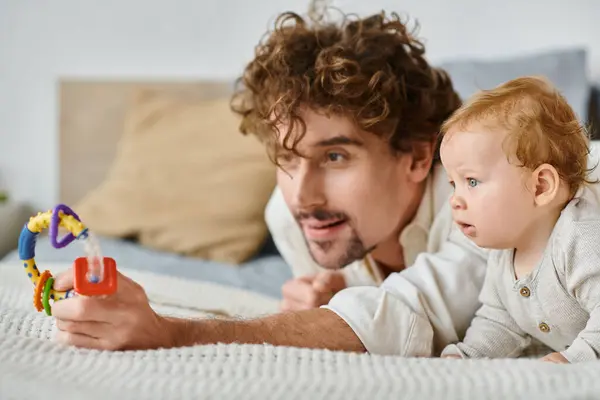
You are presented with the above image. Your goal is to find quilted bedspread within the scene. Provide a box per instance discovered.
[0,262,598,400]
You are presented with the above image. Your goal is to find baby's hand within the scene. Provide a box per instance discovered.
[280,271,347,311]
[541,352,569,364]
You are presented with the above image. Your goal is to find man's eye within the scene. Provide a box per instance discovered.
[326,152,345,163]
[277,153,295,164]
[467,178,479,187]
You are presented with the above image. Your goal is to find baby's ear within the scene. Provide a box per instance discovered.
[532,163,560,206]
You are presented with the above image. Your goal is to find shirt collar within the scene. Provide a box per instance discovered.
[366,164,446,280]
[398,164,447,266]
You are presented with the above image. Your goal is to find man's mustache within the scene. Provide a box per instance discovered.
[295,209,348,222]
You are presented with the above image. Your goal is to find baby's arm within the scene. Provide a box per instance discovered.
[441,254,531,358]
[558,221,600,363]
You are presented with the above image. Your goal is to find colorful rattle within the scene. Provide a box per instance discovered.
[18,204,118,316]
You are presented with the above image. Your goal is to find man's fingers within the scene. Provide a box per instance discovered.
[53,268,74,291]
[55,319,109,338]
[297,275,315,284]
[55,330,103,350]
[280,273,338,310]
[52,296,111,323]
[281,279,319,305]
[312,271,346,293]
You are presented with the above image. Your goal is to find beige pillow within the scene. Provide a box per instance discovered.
[75,89,276,264]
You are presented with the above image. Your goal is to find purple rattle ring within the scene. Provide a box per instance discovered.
[49,204,81,249]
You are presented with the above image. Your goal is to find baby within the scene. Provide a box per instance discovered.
[439,76,600,363]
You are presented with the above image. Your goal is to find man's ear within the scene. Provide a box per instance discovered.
[406,140,435,183]
[531,163,560,206]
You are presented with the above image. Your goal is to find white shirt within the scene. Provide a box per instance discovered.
[265,164,489,356]
[441,187,600,363]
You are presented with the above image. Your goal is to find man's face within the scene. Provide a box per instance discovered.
[276,109,429,270]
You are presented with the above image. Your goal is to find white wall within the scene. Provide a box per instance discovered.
[1,0,599,210]
[338,0,600,71]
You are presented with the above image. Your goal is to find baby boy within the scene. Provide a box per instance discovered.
[440,76,600,363]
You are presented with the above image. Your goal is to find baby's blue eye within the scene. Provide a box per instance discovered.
[467,178,479,187]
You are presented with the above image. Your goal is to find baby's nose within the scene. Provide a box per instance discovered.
[450,194,466,210]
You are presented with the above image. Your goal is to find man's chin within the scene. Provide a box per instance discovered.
[307,242,346,270]
[310,252,342,269]
[307,240,368,270]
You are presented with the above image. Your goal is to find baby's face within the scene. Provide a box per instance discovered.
[440,127,535,249]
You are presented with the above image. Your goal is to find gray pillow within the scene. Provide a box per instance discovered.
[439,48,590,121]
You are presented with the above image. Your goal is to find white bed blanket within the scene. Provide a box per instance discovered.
[1,262,599,400]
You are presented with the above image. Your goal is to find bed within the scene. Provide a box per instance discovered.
[2,261,600,400]
[2,47,600,399]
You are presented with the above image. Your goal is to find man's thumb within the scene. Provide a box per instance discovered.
[52,267,74,291]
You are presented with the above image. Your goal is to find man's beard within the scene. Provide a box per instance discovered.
[311,231,371,269]
[296,208,374,269]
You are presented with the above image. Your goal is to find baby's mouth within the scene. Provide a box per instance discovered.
[456,222,476,236]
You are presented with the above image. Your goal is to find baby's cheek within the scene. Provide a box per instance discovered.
[475,193,510,226]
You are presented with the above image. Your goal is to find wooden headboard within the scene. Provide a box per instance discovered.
[58,79,234,205]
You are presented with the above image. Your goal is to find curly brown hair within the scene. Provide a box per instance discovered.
[231,10,462,162]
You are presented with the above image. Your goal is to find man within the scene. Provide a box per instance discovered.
[51,10,488,356]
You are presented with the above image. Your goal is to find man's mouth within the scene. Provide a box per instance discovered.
[295,208,350,241]
[307,219,347,229]
[301,217,349,240]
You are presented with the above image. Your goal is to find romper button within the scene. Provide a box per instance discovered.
[539,322,550,333]
[519,287,531,297]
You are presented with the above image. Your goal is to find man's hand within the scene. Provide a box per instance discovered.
[280,271,347,311]
[51,267,365,353]
[52,268,172,351]
[540,352,569,364]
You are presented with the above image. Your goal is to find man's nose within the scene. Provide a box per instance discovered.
[292,164,326,210]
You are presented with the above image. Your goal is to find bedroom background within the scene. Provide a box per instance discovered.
[0,0,599,299]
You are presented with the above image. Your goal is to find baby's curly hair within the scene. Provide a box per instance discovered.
[231,10,462,162]
[441,76,595,197]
